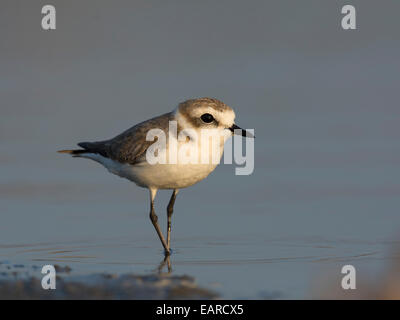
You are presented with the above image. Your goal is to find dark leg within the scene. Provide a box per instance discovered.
[166,189,179,250]
[149,189,170,255]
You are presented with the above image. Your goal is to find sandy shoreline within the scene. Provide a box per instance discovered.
[0,262,217,300]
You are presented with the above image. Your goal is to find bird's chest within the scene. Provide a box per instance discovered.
[132,138,224,189]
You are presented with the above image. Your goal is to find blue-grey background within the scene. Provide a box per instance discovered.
[1,1,399,298]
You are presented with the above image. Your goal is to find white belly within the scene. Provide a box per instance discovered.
[131,161,218,189]
[80,153,219,189]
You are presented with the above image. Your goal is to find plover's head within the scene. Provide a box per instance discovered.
[175,97,253,138]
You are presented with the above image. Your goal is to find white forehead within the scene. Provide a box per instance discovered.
[191,106,236,127]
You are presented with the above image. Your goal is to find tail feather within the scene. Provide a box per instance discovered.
[59,141,100,158]
[57,149,88,155]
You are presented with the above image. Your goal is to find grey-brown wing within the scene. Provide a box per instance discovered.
[78,112,171,164]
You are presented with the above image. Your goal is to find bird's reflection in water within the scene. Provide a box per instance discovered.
[157,255,172,274]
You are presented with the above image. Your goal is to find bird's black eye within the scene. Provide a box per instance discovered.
[200,113,214,123]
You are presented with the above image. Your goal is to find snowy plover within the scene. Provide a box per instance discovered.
[59,98,254,255]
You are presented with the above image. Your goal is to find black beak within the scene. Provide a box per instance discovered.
[229,124,255,138]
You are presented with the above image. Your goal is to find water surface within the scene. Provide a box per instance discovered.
[1,0,400,298]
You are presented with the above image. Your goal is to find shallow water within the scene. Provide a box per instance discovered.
[1,0,400,299]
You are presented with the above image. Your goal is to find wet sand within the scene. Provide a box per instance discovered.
[0,262,217,300]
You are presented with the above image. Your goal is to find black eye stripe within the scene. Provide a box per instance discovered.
[200,113,214,123]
